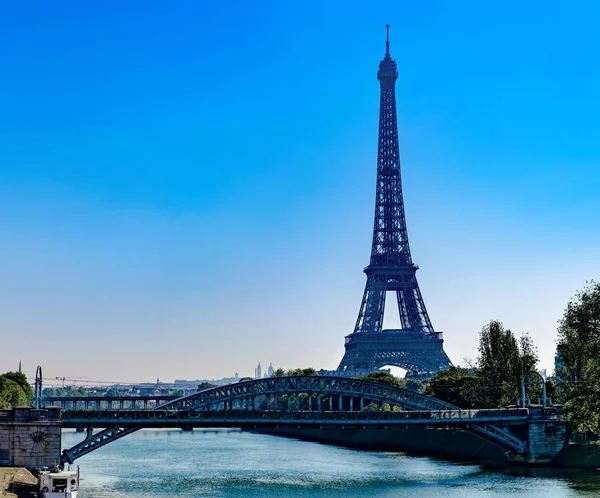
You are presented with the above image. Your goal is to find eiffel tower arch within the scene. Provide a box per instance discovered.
[337,26,452,377]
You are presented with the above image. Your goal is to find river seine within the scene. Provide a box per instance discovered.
[62,429,600,497]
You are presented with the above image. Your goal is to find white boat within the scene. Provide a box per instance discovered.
[38,466,79,497]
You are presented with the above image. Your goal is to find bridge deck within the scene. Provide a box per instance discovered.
[61,408,529,429]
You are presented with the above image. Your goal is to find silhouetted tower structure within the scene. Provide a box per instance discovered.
[338,26,452,377]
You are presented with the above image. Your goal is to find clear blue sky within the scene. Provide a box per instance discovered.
[1,1,599,382]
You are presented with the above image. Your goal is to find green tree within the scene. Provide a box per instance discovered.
[1,372,33,400]
[425,367,482,408]
[404,379,426,393]
[556,281,600,381]
[73,387,89,397]
[357,371,404,388]
[477,321,538,407]
[271,368,318,377]
[556,282,600,435]
[0,377,29,408]
[197,382,216,391]
[563,359,600,435]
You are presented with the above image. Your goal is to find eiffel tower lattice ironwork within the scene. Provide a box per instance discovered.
[337,26,452,377]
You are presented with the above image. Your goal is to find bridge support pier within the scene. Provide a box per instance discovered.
[0,407,62,470]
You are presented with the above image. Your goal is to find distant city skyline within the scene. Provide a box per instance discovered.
[2,2,600,382]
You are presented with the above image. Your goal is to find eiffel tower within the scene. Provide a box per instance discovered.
[337,26,452,377]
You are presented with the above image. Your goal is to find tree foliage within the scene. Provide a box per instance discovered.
[1,372,33,400]
[271,368,318,377]
[425,367,482,408]
[357,371,404,388]
[477,321,538,407]
[563,359,600,435]
[556,281,600,380]
[197,382,217,391]
[404,379,426,393]
[556,281,600,435]
[0,374,30,408]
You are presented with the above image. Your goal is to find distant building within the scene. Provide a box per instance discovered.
[255,362,262,380]
[18,360,22,374]
[267,363,273,377]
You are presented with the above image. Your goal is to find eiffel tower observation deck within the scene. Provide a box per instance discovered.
[337,26,452,378]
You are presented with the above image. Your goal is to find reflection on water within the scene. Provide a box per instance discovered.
[62,429,600,497]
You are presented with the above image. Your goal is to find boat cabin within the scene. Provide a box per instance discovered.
[39,467,79,497]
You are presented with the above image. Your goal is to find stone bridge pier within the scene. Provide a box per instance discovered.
[0,407,62,469]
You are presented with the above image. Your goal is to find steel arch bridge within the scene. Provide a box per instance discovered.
[59,376,527,465]
[157,375,457,412]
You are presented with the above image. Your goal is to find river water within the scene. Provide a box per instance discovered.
[62,429,600,497]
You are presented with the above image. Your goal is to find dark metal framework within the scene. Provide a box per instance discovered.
[59,376,526,464]
[338,27,452,376]
[44,395,178,411]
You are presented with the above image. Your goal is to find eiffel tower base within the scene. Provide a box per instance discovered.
[337,329,452,378]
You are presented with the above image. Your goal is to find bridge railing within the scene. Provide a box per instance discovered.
[61,408,529,425]
[44,396,179,411]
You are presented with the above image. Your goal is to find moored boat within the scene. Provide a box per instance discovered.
[38,466,79,497]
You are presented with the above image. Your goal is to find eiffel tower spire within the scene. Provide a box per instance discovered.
[338,26,452,376]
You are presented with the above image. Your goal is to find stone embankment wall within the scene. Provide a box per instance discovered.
[553,442,600,469]
[0,407,62,469]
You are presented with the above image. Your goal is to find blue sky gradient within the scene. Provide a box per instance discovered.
[1,1,599,381]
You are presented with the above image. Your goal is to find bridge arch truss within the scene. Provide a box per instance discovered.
[60,376,526,465]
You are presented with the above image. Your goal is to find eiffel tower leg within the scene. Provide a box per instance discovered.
[354,276,386,334]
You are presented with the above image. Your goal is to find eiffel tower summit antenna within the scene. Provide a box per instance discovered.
[385,23,390,55]
[337,25,453,378]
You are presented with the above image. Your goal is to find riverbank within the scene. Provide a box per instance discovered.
[554,442,600,470]
[0,468,37,497]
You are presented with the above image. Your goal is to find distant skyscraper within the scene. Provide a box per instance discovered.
[267,363,274,377]
[18,360,22,374]
[255,362,262,380]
